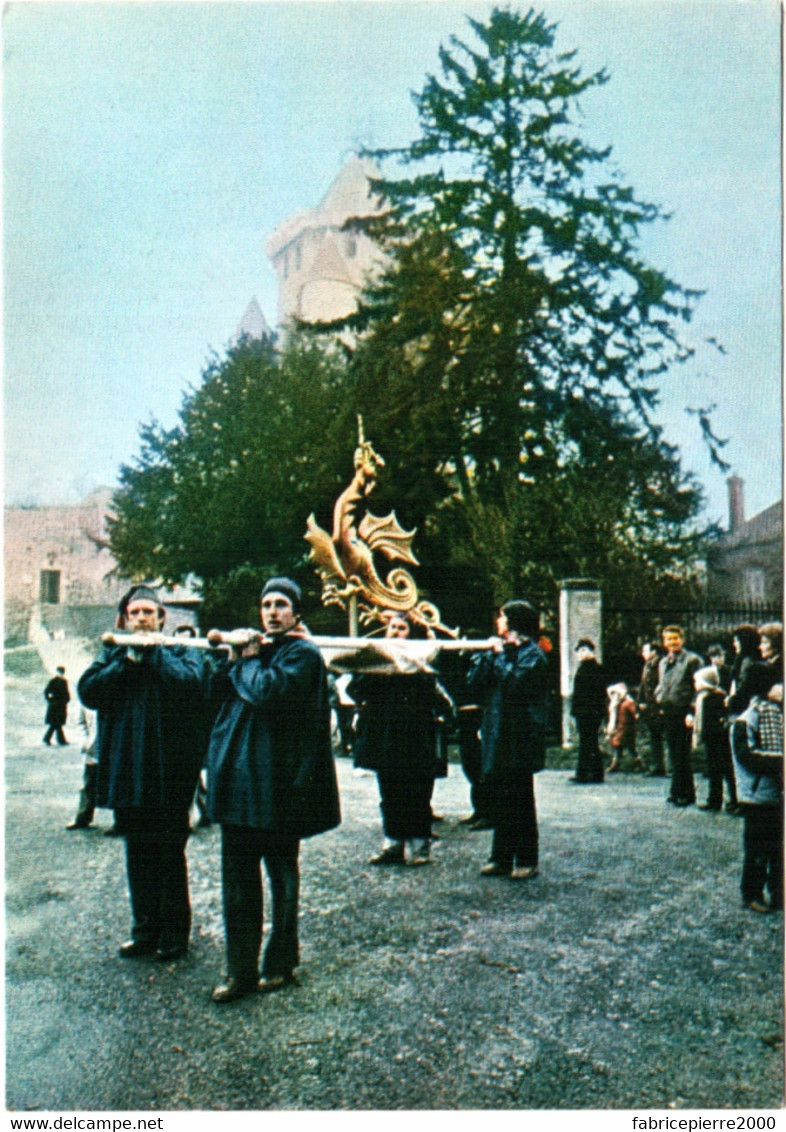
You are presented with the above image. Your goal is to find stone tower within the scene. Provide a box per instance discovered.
[265,156,384,327]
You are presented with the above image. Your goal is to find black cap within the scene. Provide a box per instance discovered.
[261,577,302,614]
[501,600,539,638]
[117,584,164,627]
[576,638,596,651]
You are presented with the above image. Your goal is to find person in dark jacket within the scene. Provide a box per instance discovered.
[637,642,666,775]
[77,586,205,962]
[569,639,607,784]
[706,643,732,693]
[655,625,703,807]
[467,599,548,881]
[350,612,454,867]
[726,624,763,718]
[43,666,70,746]
[438,638,490,829]
[690,666,737,812]
[207,577,340,1004]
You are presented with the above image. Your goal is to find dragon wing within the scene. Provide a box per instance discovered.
[358,510,420,566]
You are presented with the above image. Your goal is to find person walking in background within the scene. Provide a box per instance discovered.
[637,642,666,776]
[691,666,738,813]
[569,638,607,784]
[43,666,70,746]
[730,667,783,914]
[77,585,205,962]
[207,578,340,1003]
[467,599,548,881]
[65,706,98,830]
[606,682,642,773]
[656,625,702,808]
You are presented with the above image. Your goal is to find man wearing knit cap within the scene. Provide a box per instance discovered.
[467,599,549,881]
[77,585,205,961]
[207,576,341,1003]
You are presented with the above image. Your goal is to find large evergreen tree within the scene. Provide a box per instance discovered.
[110,333,353,626]
[325,6,715,619]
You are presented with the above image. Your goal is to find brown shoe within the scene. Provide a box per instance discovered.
[118,939,157,959]
[510,865,539,881]
[480,862,510,877]
[369,844,405,866]
[258,972,295,994]
[212,976,258,1004]
[746,900,772,915]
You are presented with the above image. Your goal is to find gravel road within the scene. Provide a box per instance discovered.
[5,670,783,1112]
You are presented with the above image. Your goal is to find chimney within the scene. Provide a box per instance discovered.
[727,475,745,533]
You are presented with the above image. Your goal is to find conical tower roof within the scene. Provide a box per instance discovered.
[236,296,272,341]
[266,156,382,259]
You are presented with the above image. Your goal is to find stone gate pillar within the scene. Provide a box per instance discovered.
[559,579,602,747]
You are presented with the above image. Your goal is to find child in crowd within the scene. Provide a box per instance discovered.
[691,666,738,813]
[607,683,643,772]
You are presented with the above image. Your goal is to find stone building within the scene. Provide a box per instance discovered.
[705,476,783,605]
[4,488,199,647]
[265,156,384,326]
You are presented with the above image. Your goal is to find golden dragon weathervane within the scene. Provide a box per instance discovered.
[305,418,455,636]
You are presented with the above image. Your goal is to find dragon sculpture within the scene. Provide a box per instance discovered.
[305,419,455,635]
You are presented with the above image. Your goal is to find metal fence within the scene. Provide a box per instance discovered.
[604,600,782,643]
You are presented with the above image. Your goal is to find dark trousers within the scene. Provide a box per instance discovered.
[489,774,538,869]
[73,761,97,825]
[741,804,783,908]
[574,715,605,782]
[458,708,489,818]
[220,824,300,981]
[335,705,355,755]
[376,772,434,841]
[663,708,695,802]
[703,732,737,807]
[119,807,192,951]
[44,726,68,745]
[645,712,666,773]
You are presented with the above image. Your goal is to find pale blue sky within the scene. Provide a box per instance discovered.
[4,0,782,527]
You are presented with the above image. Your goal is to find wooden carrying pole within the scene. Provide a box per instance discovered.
[102,631,495,654]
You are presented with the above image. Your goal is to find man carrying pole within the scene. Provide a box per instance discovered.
[206,577,341,1004]
[77,585,205,961]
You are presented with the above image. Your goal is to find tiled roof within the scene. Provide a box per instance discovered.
[718,499,783,547]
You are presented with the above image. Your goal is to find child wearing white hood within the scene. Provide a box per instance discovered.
[691,665,738,813]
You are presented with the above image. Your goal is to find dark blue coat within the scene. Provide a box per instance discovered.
[44,675,70,727]
[349,671,448,778]
[77,645,205,813]
[206,636,340,838]
[467,639,549,780]
[571,658,607,721]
